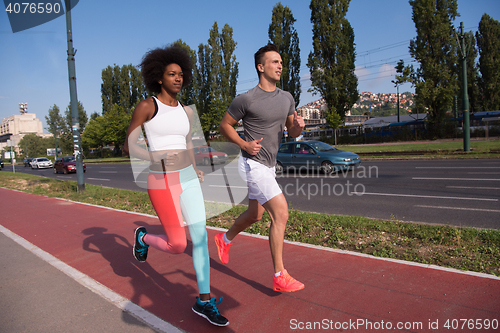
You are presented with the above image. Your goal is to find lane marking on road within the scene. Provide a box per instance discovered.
[467,172,500,175]
[415,166,500,169]
[209,185,247,189]
[98,171,118,173]
[352,191,497,201]
[447,186,500,190]
[87,178,110,181]
[415,205,500,213]
[413,177,500,181]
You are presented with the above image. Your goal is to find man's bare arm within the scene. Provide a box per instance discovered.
[219,113,263,155]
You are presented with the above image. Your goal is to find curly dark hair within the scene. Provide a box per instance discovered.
[139,44,193,94]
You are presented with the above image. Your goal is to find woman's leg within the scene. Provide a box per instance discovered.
[144,172,187,254]
[179,166,210,295]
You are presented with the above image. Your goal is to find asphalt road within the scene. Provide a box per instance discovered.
[10,158,500,229]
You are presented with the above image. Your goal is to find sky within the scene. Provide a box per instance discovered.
[1,0,499,133]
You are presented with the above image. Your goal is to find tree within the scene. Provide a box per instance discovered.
[17,133,49,158]
[90,112,100,121]
[392,59,412,121]
[64,101,88,135]
[173,39,198,106]
[45,104,64,156]
[399,0,459,137]
[307,0,358,127]
[101,65,119,115]
[45,104,64,137]
[196,22,239,140]
[268,2,301,107]
[101,64,147,115]
[102,104,131,152]
[476,13,500,111]
[326,109,342,145]
[81,104,131,156]
[59,101,88,154]
[459,31,481,113]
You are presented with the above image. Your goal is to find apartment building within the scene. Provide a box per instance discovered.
[0,112,50,154]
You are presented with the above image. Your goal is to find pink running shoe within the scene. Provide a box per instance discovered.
[214,233,232,264]
[273,269,305,292]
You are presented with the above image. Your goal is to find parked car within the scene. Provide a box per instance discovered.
[23,158,34,167]
[0,159,4,169]
[53,156,86,174]
[194,146,228,166]
[30,157,53,169]
[276,140,360,174]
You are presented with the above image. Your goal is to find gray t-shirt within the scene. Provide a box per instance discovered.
[227,85,295,167]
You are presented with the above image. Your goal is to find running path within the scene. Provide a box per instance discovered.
[1,187,499,332]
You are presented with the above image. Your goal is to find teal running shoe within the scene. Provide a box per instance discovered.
[133,226,149,262]
[192,297,229,326]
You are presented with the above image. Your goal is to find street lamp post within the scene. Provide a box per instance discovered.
[7,140,15,173]
[458,22,470,152]
[396,83,400,123]
[19,103,28,158]
[65,0,85,191]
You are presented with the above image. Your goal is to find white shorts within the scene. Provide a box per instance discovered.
[238,155,282,205]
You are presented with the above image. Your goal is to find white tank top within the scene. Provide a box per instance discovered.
[143,97,189,151]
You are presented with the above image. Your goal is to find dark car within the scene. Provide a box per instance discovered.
[0,159,4,169]
[194,146,228,166]
[23,158,34,167]
[53,156,86,174]
[276,140,360,174]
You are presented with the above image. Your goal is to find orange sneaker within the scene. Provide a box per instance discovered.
[273,269,305,292]
[214,233,232,264]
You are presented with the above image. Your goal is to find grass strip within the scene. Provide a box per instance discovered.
[1,171,498,277]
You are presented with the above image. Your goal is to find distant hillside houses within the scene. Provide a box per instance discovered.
[296,98,327,125]
[353,91,414,112]
[297,92,415,122]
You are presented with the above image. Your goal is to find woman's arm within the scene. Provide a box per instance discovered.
[184,105,204,181]
[124,99,155,161]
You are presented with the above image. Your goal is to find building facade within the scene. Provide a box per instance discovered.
[0,113,50,155]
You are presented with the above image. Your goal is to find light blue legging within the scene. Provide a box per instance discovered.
[144,165,210,294]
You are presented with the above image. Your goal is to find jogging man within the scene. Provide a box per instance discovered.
[215,44,305,292]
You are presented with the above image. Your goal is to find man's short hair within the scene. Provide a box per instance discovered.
[254,44,279,77]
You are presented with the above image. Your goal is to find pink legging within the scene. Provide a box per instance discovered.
[143,165,210,294]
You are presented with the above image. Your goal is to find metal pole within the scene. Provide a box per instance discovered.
[11,145,15,173]
[7,140,15,173]
[65,0,85,191]
[54,133,58,159]
[397,84,400,123]
[453,95,458,119]
[459,22,470,152]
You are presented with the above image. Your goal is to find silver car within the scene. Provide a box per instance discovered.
[31,157,54,169]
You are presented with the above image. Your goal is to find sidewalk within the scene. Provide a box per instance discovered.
[1,187,499,332]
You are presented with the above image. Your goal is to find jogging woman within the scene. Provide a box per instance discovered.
[124,44,228,327]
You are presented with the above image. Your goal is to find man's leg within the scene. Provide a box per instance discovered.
[264,193,304,292]
[226,199,265,241]
[214,199,264,264]
[262,193,289,273]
